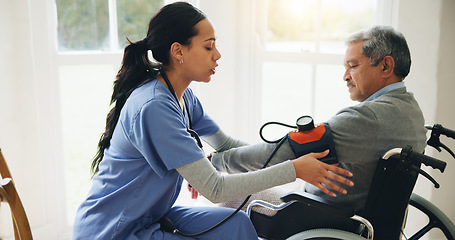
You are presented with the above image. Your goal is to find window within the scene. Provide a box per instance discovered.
[55,0,166,223]
[255,0,378,138]
[55,0,110,51]
[263,0,376,54]
[55,0,163,51]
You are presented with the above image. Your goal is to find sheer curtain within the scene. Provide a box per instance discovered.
[0,0,66,239]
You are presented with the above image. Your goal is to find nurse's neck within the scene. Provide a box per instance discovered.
[158,70,191,110]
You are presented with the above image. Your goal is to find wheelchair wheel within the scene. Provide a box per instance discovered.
[407,193,455,239]
[286,228,368,240]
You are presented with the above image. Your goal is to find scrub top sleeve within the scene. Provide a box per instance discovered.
[129,99,206,175]
[184,89,219,137]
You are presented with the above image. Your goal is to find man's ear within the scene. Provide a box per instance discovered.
[381,56,395,78]
[170,42,184,63]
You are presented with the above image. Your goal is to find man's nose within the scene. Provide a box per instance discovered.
[343,70,350,81]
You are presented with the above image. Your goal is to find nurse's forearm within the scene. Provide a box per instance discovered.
[211,141,295,173]
[176,157,296,203]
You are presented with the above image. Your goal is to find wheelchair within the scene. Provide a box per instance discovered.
[247,124,455,240]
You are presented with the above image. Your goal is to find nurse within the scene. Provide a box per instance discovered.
[72,2,354,239]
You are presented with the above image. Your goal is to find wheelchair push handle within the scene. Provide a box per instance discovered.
[400,146,446,188]
[442,126,455,139]
[426,124,455,139]
[426,124,455,160]
[408,149,447,173]
[435,124,455,139]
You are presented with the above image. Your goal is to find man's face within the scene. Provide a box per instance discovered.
[343,41,385,102]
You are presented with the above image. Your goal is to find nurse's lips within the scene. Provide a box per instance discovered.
[211,65,218,74]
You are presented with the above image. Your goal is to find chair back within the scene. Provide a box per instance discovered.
[0,149,12,178]
[0,149,33,240]
[360,147,421,240]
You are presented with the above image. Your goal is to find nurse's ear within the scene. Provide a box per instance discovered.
[170,42,184,65]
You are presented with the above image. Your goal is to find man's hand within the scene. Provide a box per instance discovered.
[292,150,354,197]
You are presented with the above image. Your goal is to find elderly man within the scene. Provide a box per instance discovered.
[208,25,427,212]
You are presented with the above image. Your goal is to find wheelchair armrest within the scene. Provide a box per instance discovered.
[280,191,355,219]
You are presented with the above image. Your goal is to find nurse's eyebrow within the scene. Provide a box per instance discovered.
[204,37,216,42]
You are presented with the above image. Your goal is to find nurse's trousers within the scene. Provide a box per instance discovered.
[146,206,258,239]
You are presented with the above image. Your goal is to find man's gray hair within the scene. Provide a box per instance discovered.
[346,25,411,79]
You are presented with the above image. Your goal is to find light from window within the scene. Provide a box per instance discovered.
[259,0,374,128]
[116,0,164,49]
[59,65,114,223]
[55,0,109,51]
[265,0,376,54]
[261,62,314,139]
[55,0,165,222]
[314,64,355,120]
[55,0,164,51]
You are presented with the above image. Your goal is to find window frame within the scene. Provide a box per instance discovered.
[231,0,395,142]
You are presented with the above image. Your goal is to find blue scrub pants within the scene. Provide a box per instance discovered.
[151,206,258,239]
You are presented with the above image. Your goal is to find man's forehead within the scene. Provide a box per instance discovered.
[344,43,365,61]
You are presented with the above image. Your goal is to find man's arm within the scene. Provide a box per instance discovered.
[202,129,249,152]
[211,140,295,173]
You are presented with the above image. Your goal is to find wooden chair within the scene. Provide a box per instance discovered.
[0,149,33,240]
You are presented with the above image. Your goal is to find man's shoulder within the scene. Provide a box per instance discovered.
[331,88,421,123]
[374,87,414,102]
[369,87,420,110]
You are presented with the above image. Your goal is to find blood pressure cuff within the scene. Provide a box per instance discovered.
[287,122,338,165]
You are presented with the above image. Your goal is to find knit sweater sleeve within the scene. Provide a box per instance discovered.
[202,129,249,152]
[176,157,296,203]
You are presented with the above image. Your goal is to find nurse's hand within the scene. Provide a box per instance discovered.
[188,183,200,199]
[292,150,354,197]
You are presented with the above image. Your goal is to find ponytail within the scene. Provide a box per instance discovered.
[91,39,160,174]
[91,1,206,175]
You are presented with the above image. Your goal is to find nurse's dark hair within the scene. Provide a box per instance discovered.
[346,25,411,79]
[91,2,206,174]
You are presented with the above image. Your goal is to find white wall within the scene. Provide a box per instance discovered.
[196,0,242,135]
[0,0,454,239]
[432,0,455,216]
[394,0,455,238]
[424,0,455,237]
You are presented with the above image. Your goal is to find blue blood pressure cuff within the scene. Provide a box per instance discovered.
[287,122,338,165]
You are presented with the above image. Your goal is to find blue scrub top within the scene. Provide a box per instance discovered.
[73,80,219,239]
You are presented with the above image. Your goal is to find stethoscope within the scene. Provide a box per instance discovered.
[160,70,247,237]
[160,70,316,237]
[160,70,303,237]
[161,70,203,149]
